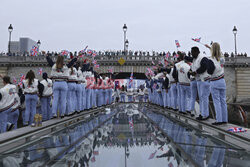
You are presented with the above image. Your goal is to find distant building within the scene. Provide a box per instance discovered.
[10,37,37,55]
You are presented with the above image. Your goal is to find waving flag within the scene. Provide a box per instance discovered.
[166,52,171,59]
[153,83,157,89]
[38,68,43,75]
[128,71,133,88]
[108,68,113,73]
[87,49,93,55]
[152,61,155,65]
[92,52,97,58]
[93,151,99,155]
[12,77,17,84]
[192,37,201,42]
[92,60,97,65]
[60,50,69,56]
[94,64,100,69]
[148,151,157,160]
[168,162,174,167]
[30,46,38,56]
[175,40,180,48]
[18,82,23,87]
[91,156,96,162]
[20,74,25,82]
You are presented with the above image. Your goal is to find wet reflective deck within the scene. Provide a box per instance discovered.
[0,104,250,167]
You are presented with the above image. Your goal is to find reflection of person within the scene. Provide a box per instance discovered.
[207,146,225,167]
[156,148,174,161]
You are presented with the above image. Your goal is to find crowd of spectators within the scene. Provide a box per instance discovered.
[0,50,248,58]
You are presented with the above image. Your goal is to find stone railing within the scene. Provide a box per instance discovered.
[1,55,250,67]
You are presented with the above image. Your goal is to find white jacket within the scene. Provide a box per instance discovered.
[51,64,69,80]
[23,79,38,94]
[192,54,211,81]
[41,79,53,96]
[178,62,191,85]
[210,57,225,80]
[68,67,78,81]
[0,84,16,111]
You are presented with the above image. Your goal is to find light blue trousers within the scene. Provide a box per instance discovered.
[120,93,126,102]
[97,89,103,106]
[108,89,112,104]
[24,94,38,125]
[52,81,68,116]
[166,89,171,107]
[0,108,11,133]
[92,89,97,108]
[177,83,181,110]
[190,80,198,111]
[170,84,177,109]
[105,89,109,105]
[66,82,76,115]
[197,81,210,117]
[75,84,82,112]
[40,96,51,121]
[210,79,228,122]
[128,95,133,102]
[207,147,225,167]
[85,89,91,109]
[180,85,191,112]
[8,109,19,130]
[81,85,86,110]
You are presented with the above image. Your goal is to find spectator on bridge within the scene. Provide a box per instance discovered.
[40,72,53,121]
[206,42,228,125]
[22,70,44,126]
[46,55,77,119]
[190,47,211,121]
[0,75,17,133]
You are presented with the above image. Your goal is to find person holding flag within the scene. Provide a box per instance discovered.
[206,42,228,125]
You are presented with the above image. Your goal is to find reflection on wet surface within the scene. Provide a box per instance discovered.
[0,104,250,167]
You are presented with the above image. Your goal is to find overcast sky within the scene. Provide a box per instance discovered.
[0,0,249,55]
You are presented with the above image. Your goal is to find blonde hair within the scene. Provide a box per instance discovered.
[211,42,222,61]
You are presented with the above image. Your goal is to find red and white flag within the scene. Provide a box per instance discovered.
[148,151,157,160]
[38,68,43,75]
[91,156,96,162]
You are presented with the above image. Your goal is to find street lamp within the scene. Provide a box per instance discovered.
[125,39,129,54]
[233,26,237,56]
[8,24,13,54]
[37,40,41,54]
[123,24,127,54]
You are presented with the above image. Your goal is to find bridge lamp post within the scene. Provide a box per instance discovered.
[233,26,237,56]
[123,24,127,54]
[37,40,41,54]
[125,39,129,55]
[8,24,13,54]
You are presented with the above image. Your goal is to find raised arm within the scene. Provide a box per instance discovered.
[67,57,77,68]
[46,56,55,67]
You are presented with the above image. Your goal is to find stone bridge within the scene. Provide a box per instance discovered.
[0,55,250,102]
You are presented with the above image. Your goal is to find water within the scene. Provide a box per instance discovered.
[0,103,250,167]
